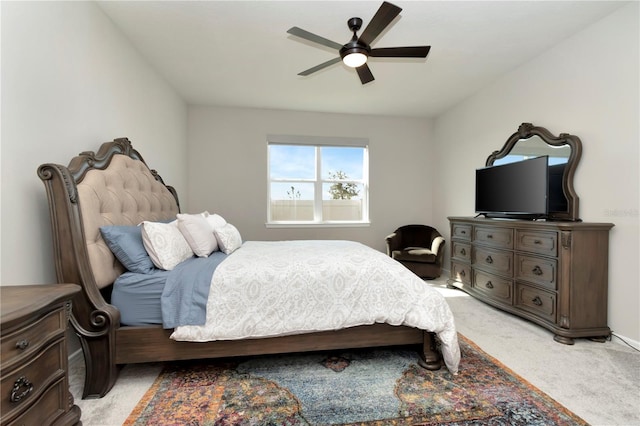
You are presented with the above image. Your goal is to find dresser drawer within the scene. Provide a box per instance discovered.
[452,241,471,261]
[1,339,65,422]
[473,270,513,305]
[516,254,557,290]
[516,230,558,256]
[472,246,513,277]
[1,308,65,371]
[452,223,472,241]
[473,226,513,249]
[515,283,556,323]
[451,261,471,286]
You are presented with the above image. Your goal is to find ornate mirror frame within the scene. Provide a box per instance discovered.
[486,123,582,222]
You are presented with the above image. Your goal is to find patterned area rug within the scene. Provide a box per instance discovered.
[124,334,586,425]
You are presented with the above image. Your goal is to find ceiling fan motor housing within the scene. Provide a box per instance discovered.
[339,43,370,60]
[340,17,370,61]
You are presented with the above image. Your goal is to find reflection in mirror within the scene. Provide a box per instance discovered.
[486,123,582,221]
[494,136,572,166]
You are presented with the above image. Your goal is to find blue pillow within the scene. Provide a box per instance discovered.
[100,225,155,274]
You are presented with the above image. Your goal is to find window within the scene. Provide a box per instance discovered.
[267,135,369,226]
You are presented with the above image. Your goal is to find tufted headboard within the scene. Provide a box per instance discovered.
[38,138,180,333]
[76,153,179,287]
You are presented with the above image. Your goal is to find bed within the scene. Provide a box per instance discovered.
[38,138,460,399]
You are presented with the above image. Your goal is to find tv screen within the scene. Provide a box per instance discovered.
[475,156,549,219]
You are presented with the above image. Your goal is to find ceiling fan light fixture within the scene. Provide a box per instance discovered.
[343,51,368,68]
[289,2,429,84]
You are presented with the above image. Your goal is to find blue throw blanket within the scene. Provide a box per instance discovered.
[160,251,228,329]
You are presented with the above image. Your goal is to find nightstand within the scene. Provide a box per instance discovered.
[1,284,82,426]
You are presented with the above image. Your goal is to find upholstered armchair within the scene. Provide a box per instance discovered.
[385,225,445,279]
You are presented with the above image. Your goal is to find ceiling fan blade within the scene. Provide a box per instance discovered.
[358,1,402,46]
[298,57,342,76]
[356,64,375,84]
[370,46,431,58]
[287,27,343,50]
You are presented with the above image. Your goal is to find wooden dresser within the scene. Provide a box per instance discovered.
[447,217,614,344]
[1,284,81,426]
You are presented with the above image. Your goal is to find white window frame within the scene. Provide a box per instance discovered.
[267,134,370,228]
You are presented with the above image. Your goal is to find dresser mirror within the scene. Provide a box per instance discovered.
[485,123,582,221]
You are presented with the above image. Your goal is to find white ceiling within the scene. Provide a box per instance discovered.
[97,1,626,118]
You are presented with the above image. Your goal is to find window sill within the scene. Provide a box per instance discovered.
[265,221,371,229]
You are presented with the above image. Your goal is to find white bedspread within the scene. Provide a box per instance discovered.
[171,240,460,373]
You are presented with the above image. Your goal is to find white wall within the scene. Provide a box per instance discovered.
[187,106,434,252]
[432,3,639,342]
[0,2,188,285]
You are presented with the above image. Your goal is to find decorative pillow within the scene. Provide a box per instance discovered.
[205,213,227,231]
[141,221,194,270]
[177,213,218,257]
[213,223,243,254]
[100,225,155,274]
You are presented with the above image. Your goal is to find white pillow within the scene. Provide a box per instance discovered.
[205,213,227,231]
[213,223,243,254]
[141,221,194,270]
[177,213,218,257]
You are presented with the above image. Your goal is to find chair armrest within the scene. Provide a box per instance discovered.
[431,236,446,263]
[385,232,399,256]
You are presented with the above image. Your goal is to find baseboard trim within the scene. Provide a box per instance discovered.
[611,332,640,351]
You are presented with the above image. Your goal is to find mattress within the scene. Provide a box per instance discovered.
[111,270,169,325]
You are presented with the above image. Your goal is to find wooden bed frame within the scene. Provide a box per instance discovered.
[38,138,442,399]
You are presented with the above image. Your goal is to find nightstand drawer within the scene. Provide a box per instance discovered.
[6,378,66,426]
[516,254,557,290]
[473,270,513,305]
[1,339,65,422]
[472,246,513,277]
[452,241,471,261]
[473,226,513,249]
[516,230,558,256]
[1,309,65,370]
[515,283,556,323]
[452,224,472,241]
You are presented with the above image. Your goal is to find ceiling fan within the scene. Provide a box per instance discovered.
[287,1,430,85]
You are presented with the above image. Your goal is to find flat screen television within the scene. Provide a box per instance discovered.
[475,156,550,219]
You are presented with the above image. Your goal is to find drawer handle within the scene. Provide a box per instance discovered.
[485,281,494,289]
[487,234,493,239]
[485,255,493,264]
[459,270,466,277]
[15,340,29,350]
[460,248,466,256]
[532,296,543,306]
[10,376,33,403]
[534,239,542,245]
[532,265,543,276]
[460,230,466,235]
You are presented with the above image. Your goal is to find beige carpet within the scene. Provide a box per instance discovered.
[69,278,640,425]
